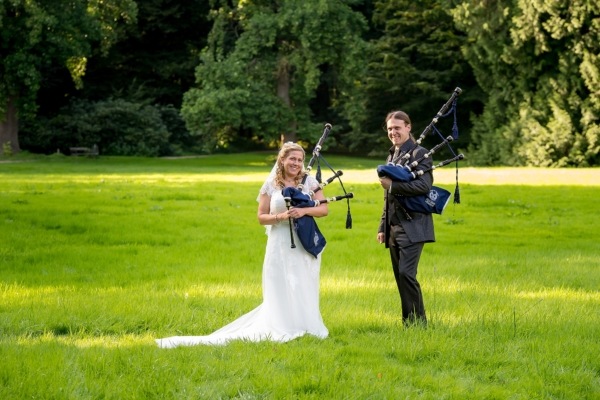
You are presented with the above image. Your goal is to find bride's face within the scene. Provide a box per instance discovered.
[281,150,304,178]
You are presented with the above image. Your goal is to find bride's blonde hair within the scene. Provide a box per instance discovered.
[274,142,306,189]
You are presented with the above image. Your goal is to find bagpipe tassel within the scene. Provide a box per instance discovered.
[453,159,460,204]
[453,184,460,204]
[346,208,352,229]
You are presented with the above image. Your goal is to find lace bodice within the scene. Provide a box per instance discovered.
[258,175,319,203]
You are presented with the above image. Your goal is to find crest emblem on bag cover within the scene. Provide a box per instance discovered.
[424,189,439,207]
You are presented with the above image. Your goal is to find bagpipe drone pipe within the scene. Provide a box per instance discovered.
[282,123,355,253]
[377,87,465,216]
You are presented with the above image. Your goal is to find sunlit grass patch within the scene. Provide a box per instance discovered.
[1,155,599,398]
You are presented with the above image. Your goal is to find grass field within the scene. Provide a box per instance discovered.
[1,153,599,399]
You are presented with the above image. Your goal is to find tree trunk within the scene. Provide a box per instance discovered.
[277,62,297,144]
[0,96,20,154]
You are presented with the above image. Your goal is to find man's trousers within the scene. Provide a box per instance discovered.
[388,224,426,325]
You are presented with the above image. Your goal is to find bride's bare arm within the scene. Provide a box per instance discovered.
[257,193,289,225]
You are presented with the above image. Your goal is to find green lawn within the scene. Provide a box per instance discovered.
[1,154,599,399]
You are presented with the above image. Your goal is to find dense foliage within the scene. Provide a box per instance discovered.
[181,0,369,152]
[20,99,179,157]
[0,0,138,153]
[351,0,484,156]
[3,0,210,156]
[449,0,600,166]
[79,0,212,108]
[2,0,599,165]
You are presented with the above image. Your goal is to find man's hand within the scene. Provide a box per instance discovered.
[379,177,392,191]
[377,232,385,244]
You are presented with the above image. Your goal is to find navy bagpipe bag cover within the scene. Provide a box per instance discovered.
[377,164,451,215]
[281,187,326,258]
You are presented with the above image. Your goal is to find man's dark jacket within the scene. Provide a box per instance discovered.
[378,138,436,247]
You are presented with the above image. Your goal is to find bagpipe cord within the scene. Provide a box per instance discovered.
[318,155,352,229]
[316,157,322,184]
[432,97,461,205]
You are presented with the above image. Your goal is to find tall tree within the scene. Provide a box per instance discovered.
[349,0,484,155]
[450,0,600,166]
[181,0,369,151]
[0,0,137,154]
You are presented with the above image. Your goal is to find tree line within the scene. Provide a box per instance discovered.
[1,0,598,166]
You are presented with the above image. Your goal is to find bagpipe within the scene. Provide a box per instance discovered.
[282,123,354,256]
[377,87,465,217]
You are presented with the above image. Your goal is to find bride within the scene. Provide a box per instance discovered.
[156,142,329,347]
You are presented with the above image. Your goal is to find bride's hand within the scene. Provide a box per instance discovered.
[287,207,305,219]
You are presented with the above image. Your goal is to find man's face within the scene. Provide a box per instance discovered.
[387,118,411,147]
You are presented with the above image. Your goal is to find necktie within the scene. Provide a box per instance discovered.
[392,147,400,164]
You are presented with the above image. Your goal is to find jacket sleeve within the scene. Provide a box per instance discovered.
[378,190,387,233]
[389,147,433,197]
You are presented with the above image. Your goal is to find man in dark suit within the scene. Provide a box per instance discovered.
[378,111,435,326]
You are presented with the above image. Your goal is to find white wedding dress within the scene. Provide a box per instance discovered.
[156,176,328,348]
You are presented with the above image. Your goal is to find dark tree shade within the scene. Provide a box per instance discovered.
[348,0,484,157]
[35,0,213,118]
[0,0,137,154]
